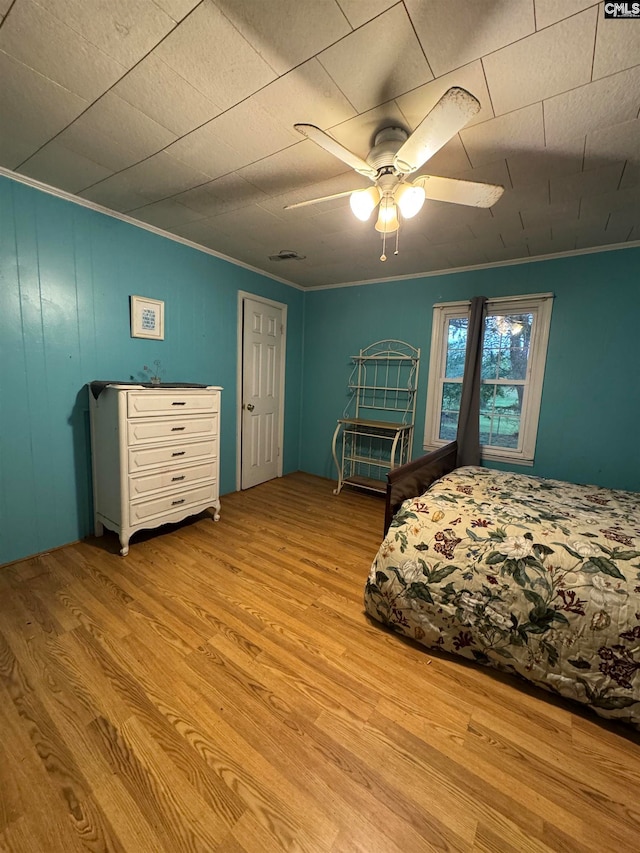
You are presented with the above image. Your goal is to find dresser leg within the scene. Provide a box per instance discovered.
[212,499,221,522]
[119,533,130,556]
[94,518,104,536]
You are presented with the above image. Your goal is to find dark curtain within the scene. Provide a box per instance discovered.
[456,295,487,467]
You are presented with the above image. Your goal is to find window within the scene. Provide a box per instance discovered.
[424,293,553,465]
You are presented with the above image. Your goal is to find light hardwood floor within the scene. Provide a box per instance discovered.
[1,472,639,852]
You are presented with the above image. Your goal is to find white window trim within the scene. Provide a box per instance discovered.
[423,292,553,466]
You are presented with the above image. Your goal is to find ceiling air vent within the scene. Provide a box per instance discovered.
[268,249,306,261]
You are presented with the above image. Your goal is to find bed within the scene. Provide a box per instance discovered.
[365,442,640,727]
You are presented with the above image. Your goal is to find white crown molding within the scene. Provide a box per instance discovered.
[0,167,305,292]
[303,240,640,291]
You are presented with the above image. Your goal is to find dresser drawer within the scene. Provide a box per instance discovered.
[127,414,217,446]
[130,483,217,525]
[129,461,216,499]
[127,390,218,418]
[128,438,217,472]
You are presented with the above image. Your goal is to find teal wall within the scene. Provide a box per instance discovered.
[0,176,304,565]
[300,249,640,493]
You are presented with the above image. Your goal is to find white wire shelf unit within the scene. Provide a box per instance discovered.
[331,340,420,496]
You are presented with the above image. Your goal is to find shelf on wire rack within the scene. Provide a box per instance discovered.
[332,339,420,499]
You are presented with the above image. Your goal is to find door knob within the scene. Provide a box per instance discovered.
[245,403,255,412]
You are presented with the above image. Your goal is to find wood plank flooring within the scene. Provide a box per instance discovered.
[1,472,639,852]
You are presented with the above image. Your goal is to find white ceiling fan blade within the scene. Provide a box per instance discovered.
[413,174,504,208]
[294,124,377,179]
[284,189,358,210]
[394,87,481,174]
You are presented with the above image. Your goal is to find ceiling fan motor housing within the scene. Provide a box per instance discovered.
[366,127,409,174]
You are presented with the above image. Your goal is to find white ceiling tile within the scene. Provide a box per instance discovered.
[620,161,640,189]
[534,0,597,30]
[575,225,633,249]
[0,130,45,170]
[584,118,640,171]
[199,100,301,167]
[173,223,272,261]
[483,8,597,115]
[0,0,126,101]
[165,121,257,179]
[419,215,475,245]
[406,0,535,77]
[507,144,584,189]
[38,0,176,67]
[175,174,269,216]
[593,3,640,78]
[520,198,580,229]
[251,59,357,135]
[170,216,226,245]
[56,92,176,172]
[396,61,494,132]
[607,208,640,231]
[580,185,640,217]
[545,226,579,252]
[152,0,200,22]
[129,198,206,228]
[318,5,433,113]
[337,0,397,28]
[544,66,640,148]
[213,0,351,75]
[91,153,212,203]
[0,50,88,164]
[18,142,112,192]
[237,141,349,195]
[460,103,545,167]
[305,204,372,238]
[154,0,277,110]
[112,54,222,136]
[207,204,286,239]
[478,218,526,245]
[79,181,149,212]
[443,239,491,268]
[501,225,552,248]
[550,162,624,205]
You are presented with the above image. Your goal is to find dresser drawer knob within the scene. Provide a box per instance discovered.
[172,451,185,457]
[171,401,186,406]
[171,475,185,482]
[172,498,185,506]
[171,426,186,431]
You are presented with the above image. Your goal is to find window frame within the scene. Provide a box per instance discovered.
[423,292,553,466]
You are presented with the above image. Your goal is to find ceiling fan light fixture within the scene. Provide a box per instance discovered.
[349,186,380,221]
[394,182,426,219]
[374,198,399,233]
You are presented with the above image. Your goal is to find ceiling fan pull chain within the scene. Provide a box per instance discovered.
[380,228,387,262]
[394,225,399,256]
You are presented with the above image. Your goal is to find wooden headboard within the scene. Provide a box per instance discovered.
[383,441,458,534]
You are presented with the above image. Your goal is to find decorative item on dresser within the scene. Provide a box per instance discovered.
[89,383,222,556]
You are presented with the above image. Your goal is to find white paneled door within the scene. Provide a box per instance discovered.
[241,296,284,490]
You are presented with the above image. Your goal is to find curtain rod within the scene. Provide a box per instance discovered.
[432,292,554,309]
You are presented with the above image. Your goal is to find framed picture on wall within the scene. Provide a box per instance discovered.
[130,295,164,340]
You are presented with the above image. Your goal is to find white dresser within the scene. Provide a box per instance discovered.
[89,384,222,555]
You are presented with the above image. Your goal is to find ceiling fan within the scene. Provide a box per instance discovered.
[285,87,504,261]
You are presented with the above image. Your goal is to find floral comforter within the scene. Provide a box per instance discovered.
[365,466,640,726]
